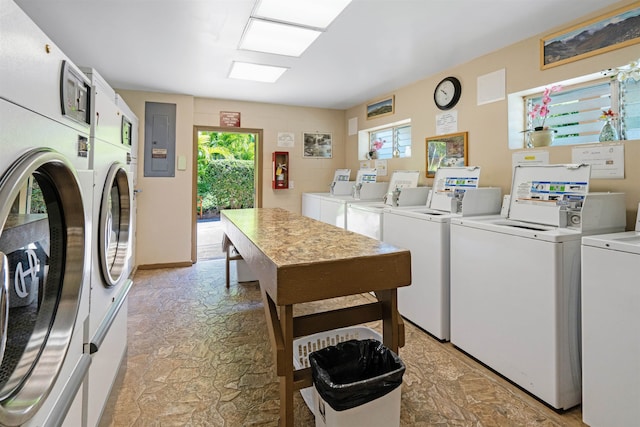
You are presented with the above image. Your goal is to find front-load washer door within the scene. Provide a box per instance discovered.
[0,148,86,426]
[99,162,131,287]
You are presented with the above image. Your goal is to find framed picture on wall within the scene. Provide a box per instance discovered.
[426,131,468,178]
[366,96,395,120]
[541,3,640,69]
[303,132,332,158]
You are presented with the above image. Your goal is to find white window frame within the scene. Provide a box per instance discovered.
[507,72,635,149]
[358,118,412,159]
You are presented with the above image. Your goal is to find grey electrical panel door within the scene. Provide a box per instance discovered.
[144,102,176,177]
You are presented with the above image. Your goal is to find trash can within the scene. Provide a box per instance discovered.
[309,339,405,427]
[293,326,382,415]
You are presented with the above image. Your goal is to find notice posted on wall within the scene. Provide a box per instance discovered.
[572,144,624,179]
[436,111,458,135]
[512,150,549,171]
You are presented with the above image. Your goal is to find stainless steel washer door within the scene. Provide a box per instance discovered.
[0,148,86,426]
[99,162,131,287]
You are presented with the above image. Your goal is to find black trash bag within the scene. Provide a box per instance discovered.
[309,339,405,412]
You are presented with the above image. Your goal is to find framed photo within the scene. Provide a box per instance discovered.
[366,96,395,120]
[426,131,468,178]
[541,3,640,69]
[303,132,332,158]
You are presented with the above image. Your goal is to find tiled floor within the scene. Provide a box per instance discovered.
[99,255,587,426]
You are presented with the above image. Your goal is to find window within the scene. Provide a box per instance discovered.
[524,78,640,146]
[369,124,412,159]
[622,79,640,140]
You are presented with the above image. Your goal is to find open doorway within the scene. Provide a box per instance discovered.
[192,126,263,262]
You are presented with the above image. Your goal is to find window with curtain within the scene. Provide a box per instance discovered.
[369,124,412,159]
[525,78,639,146]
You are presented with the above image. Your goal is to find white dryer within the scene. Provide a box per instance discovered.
[382,167,501,340]
[82,68,133,427]
[581,203,640,427]
[449,164,626,410]
[0,1,92,425]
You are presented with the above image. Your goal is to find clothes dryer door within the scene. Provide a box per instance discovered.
[0,149,86,426]
[99,162,131,287]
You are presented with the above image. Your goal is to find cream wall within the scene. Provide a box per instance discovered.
[193,98,346,213]
[117,90,195,267]
[345,0,640,230]
[121,0,639,267]
[118,92,345,267]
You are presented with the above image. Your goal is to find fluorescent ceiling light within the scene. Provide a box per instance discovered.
[228,61,288,83]
[239,18,321,57]
[254,0,352,29]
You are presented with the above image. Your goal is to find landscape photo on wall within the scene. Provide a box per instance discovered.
[541,3,640,69]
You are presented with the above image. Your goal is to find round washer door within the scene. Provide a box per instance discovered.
[99,162,131,287]
[0,148,86,426]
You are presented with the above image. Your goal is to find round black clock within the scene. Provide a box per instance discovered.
[434,76,462,110]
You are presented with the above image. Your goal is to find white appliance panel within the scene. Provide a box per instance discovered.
[302,193,322,221]
[0,101,91,426]
[84,71,133,427]
[0,1,89,132]
[320,197,348,228]
[346,203,386,240]
[582,238,640,426]
[383,210,450,340]
[301,188,388,229]
[450,222,582,409]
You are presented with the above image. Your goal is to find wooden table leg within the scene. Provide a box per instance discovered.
[376,289,402,353]
[279,304,294,427]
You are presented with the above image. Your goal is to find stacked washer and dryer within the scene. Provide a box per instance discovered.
[82,68,135,427]
[0,0,93,425]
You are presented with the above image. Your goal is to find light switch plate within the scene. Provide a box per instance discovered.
[177,155,187,170]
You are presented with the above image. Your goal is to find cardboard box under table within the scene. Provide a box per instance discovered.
[221,208,411,427]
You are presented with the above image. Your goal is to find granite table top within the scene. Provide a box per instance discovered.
[221,208,411,306]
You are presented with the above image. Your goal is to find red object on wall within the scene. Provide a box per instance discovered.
[272,151,289,189]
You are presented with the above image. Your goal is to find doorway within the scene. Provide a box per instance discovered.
[192,126,263,262]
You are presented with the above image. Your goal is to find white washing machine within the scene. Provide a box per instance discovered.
[346,170,423,240]
[302,169,387,228]
[449,164,626,410]
[82,68,134,427]
[0,1,92,425]
[581,203,640,427]
[382,167,501,340]
[302,170,353,221]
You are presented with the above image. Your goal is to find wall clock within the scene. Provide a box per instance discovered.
[434,76,462,110]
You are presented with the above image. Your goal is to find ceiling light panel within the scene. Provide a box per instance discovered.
[228,61,288,83]
[239,18,321,57]
[254,0,353,29]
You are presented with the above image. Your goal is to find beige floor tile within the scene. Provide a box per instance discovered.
[98,257,585,426]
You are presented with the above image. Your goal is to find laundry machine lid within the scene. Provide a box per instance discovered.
[428,166,481,212]
[508,164,590,227]
[332,169,351,183]
[582,232,640,255]
[0,148,86,426]
[355,168,377,184]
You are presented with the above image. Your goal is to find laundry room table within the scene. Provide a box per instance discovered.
[221,208,411,427]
